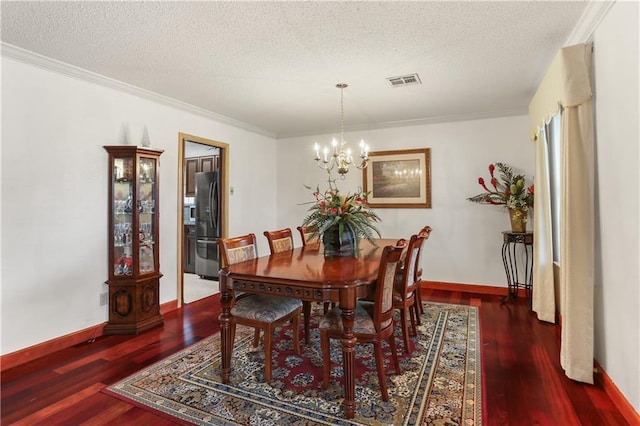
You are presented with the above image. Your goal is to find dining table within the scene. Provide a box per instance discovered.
[218,238,399,419]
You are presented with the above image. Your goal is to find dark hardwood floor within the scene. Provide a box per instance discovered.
[1,289,630,425]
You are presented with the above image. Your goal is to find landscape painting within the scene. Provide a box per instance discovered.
[363,148,431,208]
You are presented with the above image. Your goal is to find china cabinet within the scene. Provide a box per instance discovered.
[104,145,164,334]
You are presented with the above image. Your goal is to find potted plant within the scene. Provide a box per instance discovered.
[301,176,381,256]
[467,162,534,232]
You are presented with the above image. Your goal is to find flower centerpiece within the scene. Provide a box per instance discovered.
[301,176,381,256]
[467,162,534,232]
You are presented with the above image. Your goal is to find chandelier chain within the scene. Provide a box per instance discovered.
[312,83,369,178]
[340,84,345,147]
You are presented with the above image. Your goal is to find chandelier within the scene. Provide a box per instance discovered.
[313,83,369,178]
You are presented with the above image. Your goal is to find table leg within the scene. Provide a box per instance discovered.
[218,271,233,384]
[339,288,357,419]
[303,301,311,344]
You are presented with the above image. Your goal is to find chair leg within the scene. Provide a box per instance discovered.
[320,330,331,390]
[416,284,424,314]
[263,326,272,382]
[253,328,261,347]
[373,341,389,401]
[292,310,301,355]
[400,307,411,354]
[413,297,422,326]
[303,301,311,344]
[408,299,418,336]
[322,302,336,314]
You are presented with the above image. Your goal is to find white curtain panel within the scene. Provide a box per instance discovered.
[532,125,556,323]
[528,43,594,384]
[559,101,595,384]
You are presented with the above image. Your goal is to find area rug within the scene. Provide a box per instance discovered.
[105,302,481,425]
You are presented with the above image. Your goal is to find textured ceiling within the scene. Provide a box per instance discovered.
[1,1,591,138]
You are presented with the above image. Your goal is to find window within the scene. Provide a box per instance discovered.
[546,112,562,263]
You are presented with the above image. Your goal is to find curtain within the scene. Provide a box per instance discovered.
[532,125,556,323]
[528,43,594,384]
[559,101,594,384]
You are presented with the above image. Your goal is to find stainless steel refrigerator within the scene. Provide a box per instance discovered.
[195,171,220,279]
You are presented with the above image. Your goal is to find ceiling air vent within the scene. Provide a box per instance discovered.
[386,73,421,87]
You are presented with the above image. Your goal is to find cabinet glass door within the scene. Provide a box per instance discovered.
[113,157,134,277]
[138,157,156,274]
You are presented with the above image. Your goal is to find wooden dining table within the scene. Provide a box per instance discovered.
[218,238,399,419]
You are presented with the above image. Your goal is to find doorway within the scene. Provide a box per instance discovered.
[177,133,228,306]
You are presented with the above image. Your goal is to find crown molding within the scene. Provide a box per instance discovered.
[0,42,276,138]
[564,0,616,45]
[0,42,529,141]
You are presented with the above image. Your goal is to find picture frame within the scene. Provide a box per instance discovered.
[363,148,431,208]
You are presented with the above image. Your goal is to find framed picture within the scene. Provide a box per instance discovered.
[363,148,431,208]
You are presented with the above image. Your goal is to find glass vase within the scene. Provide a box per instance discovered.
[322,225,356,256]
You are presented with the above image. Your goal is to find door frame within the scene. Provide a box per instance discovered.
[177,132,229,307]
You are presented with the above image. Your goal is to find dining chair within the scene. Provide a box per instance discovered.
[219,233,302,382]
[263,228,295,253]
[412,226,432,315]
[296,225,321,249]
[295,225,334,314]
[263,228,312,342]
[394,226,432,354]
[319,239,406,401]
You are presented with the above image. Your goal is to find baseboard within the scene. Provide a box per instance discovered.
[160,299,179,315]
[594,361,640,424]
[421,280,527,297]
[1,299,180,372]
[0,322,105,372]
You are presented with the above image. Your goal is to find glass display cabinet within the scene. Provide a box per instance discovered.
[104,145,164,334]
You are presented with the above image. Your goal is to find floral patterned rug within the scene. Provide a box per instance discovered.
[104,302,481,425]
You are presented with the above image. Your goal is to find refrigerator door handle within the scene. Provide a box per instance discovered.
[209,180,218,231]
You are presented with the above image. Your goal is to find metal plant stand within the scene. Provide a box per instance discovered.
[500,231,533,306]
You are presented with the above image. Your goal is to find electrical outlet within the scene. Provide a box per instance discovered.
[100,292,108,306]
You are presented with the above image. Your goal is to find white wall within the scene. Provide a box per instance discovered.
[277,115,535,286]
[0,57,278,355]
[592,0,640,412]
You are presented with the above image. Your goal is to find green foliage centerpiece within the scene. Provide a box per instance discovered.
[302,175,381,256]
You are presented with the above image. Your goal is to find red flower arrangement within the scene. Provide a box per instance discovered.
[468,163,534,210]
[301,177,380,245]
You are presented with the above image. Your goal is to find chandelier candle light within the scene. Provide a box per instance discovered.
[313,83,369,178]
